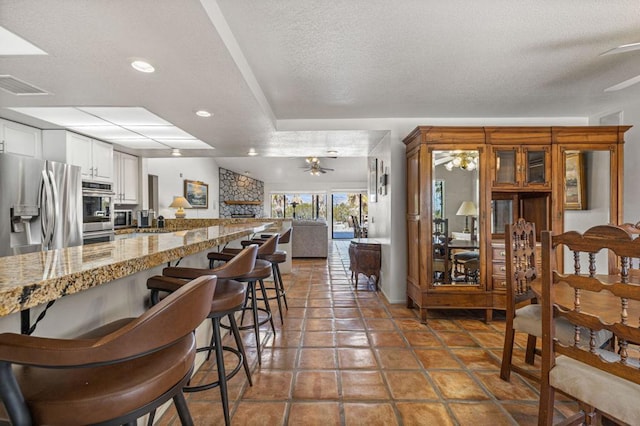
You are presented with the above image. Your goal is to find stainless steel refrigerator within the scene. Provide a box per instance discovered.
[0,153,82,257]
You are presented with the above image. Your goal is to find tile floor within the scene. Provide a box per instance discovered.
[158,241,581,425]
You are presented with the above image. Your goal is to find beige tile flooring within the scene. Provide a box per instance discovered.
[158,241,580,425]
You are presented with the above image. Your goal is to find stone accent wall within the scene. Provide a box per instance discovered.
[219,168,264,218]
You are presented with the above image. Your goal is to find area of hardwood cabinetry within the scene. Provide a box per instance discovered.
[0,118,41,158]
[490,242,540,291]
[486,127,551,190]
[403,125,631,322]
[490,145,551,190]
[114,151,139,205]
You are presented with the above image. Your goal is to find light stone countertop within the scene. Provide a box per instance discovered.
[0,222,273,317]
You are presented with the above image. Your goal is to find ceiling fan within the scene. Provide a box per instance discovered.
[300,157,334,175]
[601,42,640,92]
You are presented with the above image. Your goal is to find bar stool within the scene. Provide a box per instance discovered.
[0,275,216,426]
[147,245,258,426]
[208,234,279,365]
[241,227,291,323]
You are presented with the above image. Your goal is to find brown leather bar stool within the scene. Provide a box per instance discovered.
[147,245,258,426]
[241,227,291,323]
[0,275,216,426]
[208,234,278,365]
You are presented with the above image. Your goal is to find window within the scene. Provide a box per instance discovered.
[270,193,327,219]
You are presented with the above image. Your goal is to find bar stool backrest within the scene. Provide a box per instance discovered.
[257,234,279,256]
[0,275,216,367]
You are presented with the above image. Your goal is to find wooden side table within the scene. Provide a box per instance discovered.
[349,239,381,290]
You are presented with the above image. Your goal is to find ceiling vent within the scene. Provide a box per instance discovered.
[0,75,49,95]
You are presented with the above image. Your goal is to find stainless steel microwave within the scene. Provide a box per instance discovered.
[114,210,133,229]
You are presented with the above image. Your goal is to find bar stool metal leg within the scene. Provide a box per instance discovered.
[212,316,231,426]
[258,279,277,335]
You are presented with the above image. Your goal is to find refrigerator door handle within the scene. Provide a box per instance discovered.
[48,169,59,246]
[40,170,52,248]
[40,169,55,249]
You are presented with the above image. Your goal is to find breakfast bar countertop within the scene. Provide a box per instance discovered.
[0,221,276,317]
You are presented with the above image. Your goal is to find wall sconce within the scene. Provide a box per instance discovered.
[169,196,192,219]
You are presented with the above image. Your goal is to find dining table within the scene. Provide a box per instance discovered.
[448,239,479,250]
[531,276,640,327]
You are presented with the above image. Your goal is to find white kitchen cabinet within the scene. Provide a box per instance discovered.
[0,118,41,158]
[43,130,113,182]
[113,151,139,204]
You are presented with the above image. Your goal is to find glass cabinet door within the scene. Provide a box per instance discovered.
[522,146,551,188]
[491,198,514,236]
[492,145,550,189]
[494,148,517,185]
[525,150,546,184]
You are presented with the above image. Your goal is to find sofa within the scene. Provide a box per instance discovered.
[291,219,328,258]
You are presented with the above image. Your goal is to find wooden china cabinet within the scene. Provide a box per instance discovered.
[403,125,631,322]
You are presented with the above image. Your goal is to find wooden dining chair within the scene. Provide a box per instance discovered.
[500,219,612,383]
[500,218,540,381]
[538,225,640,425]
[453,217,480,282]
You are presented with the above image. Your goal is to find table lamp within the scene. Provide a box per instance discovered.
[456,201,477,233]
[169,196,192,219]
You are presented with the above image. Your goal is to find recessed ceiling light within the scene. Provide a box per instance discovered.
[247,149,258,156]
[131,60,155,73]
[327,150,338,155]
[171,148,182,156]
[196,110,212,118]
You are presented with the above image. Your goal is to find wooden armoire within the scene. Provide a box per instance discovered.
[403,126,631,322]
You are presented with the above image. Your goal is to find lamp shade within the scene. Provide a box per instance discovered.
[169,196,192,209]
[169,196,192,219]
[456,201,477,216]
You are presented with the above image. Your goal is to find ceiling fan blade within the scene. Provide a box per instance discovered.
[604,74,640,92]
[323,167,335,171]
[601,42,640,56]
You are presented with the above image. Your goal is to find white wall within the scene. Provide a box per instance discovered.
[146,157,220,219]
[588,106,640,223]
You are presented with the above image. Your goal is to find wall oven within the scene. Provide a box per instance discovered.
[82,181,115,243]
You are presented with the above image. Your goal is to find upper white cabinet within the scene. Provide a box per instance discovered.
[43,130,113,182]
[113,151,139,204]
[0,118,41,158]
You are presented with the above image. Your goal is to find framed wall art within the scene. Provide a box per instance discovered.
[369,158,378,203]
[184,179,209,208]
[564,152,586,210]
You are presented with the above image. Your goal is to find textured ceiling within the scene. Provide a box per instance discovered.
[1,0,639,181]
